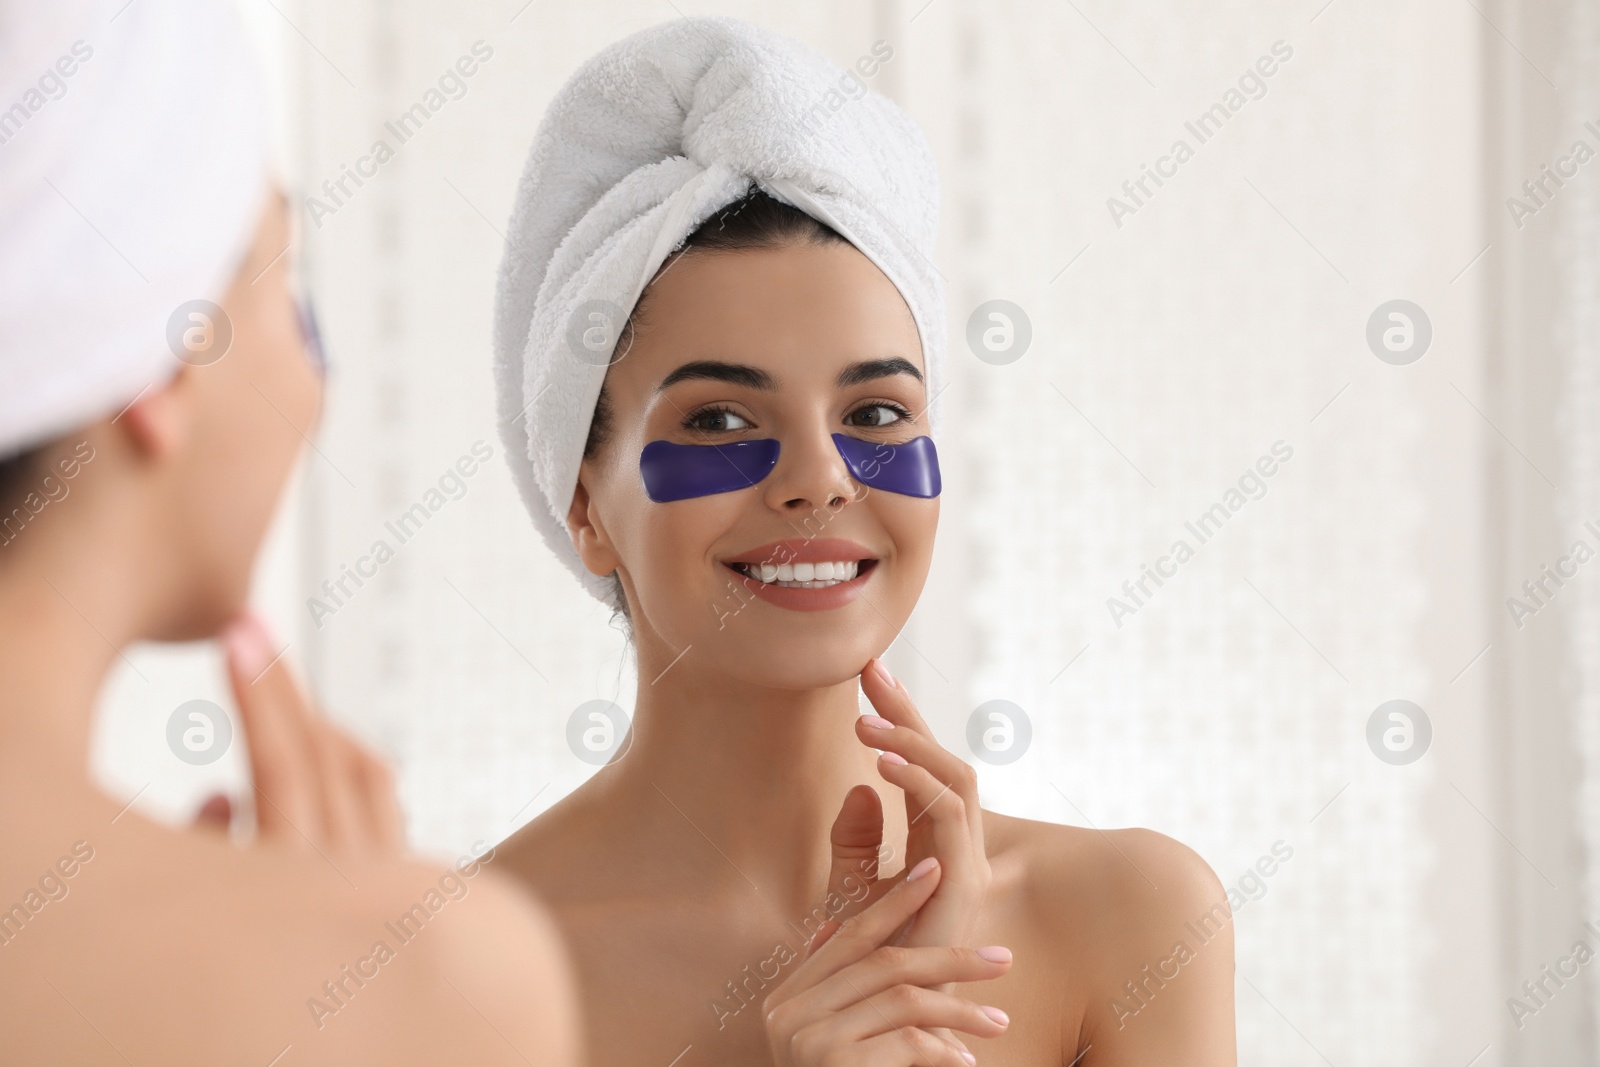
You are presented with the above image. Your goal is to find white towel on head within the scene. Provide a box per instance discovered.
[0,0,269,459]
[493,16,944,610]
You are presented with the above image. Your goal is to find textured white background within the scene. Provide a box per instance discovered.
[86,1,1598,1063]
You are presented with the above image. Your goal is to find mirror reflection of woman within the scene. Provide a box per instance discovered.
[493,17,1235,1067]
[0,3,579,1063]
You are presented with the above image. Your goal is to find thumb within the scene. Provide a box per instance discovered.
[824,784,884,915]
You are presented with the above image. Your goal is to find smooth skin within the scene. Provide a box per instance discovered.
[497,237,1236,1065]
[0,193,582,1066]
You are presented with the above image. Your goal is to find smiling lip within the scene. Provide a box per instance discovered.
[722,538,875,566]
[719,538,878,613]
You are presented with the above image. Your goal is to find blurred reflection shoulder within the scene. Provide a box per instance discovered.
[0,805,581,1067]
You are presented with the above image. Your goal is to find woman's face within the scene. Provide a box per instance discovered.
[159,192,323,637]
[570,238,938,690]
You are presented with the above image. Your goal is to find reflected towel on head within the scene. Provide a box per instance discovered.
[0,0,269,459]
[493,16,944,610]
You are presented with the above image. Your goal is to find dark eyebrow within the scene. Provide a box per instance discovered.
[655,356,924,393]
[657,360,777,392]
[835,357,924,389]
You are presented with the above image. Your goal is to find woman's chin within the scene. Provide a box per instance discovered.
[146,566,256,643]
[697,645,881,693]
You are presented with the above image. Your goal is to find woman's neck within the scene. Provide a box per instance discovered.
[0,544,129,779]
[591,659,910,916]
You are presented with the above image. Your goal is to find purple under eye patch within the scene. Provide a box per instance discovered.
[638,435,941,501]
[831,433,941,498]
[638,439,781,502]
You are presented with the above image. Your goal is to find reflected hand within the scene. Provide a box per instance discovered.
[192,611,405,856]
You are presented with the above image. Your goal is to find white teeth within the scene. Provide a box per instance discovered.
[733,559,864,588]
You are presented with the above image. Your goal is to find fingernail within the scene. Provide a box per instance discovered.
[872,657,897,688]
[860,714,895,730]
[224,615,270,678]
[960,1051,977,1065]
[981,1006,1009,1027]
[879,751,908,766]
[907,856,938,881]
[247,609,278,651]
[977,945,1013,963]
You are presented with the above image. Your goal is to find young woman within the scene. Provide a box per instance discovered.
[0,3,579,1063]
[492,18,1236,1066]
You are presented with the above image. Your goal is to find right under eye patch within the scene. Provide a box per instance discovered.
[638,438,781,502]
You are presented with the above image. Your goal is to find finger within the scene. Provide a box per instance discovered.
[929,1025,968,1062]
[858,720,984,860]
[843,1025,980,1067]
[861,658,985,850]
[828,982,1011,1044]
[805,918,843,960]
[856,708,977,811]
[812,944,1013,1013]
[809,900,914,959]
[824,784,884,918]
[193,793,232,833]
[225,613,325,848]
[348,739,405,851]
[874,756,973,863]
[874,755,981,948]
[310,728,372,852]
[861,657,935,735]
[790,856,942,988]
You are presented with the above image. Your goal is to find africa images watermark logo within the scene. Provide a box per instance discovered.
[0,841,95,949]
[1106,441,1294,628]
[0,39,93,146]
[0,441,96,549]
[306,441,495,628]
[304,41,495,228]
[707,844,898,1030]
[305,841,497,1030]
[1504,518,1600,630]
[1105,40,1294,228]
[1110,840,1292,1031]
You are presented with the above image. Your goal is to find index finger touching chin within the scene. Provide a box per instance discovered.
[861,657,933,736]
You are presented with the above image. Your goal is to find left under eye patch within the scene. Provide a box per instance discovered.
[831,434,941,498]
[639,434,943,501]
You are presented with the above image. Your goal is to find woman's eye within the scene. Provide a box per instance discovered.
[688,408,751,433]
[848,404,906,428]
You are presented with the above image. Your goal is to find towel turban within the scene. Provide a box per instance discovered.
[493,16,945,610]
[0,0,269,460]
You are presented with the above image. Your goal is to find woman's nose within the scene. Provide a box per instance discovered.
[762,430,857,514]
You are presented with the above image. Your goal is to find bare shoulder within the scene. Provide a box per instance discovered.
[493,777,615,905]
[289,850,585,1067]
[982,811,1224,928]
[981,811,1237,1065]
[406,854,582,1005]
[0,813,581,1067]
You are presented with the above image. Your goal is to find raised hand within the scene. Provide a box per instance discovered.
[192,611,405,855]
[855,657,992,952]
[764,857,1012,1066]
